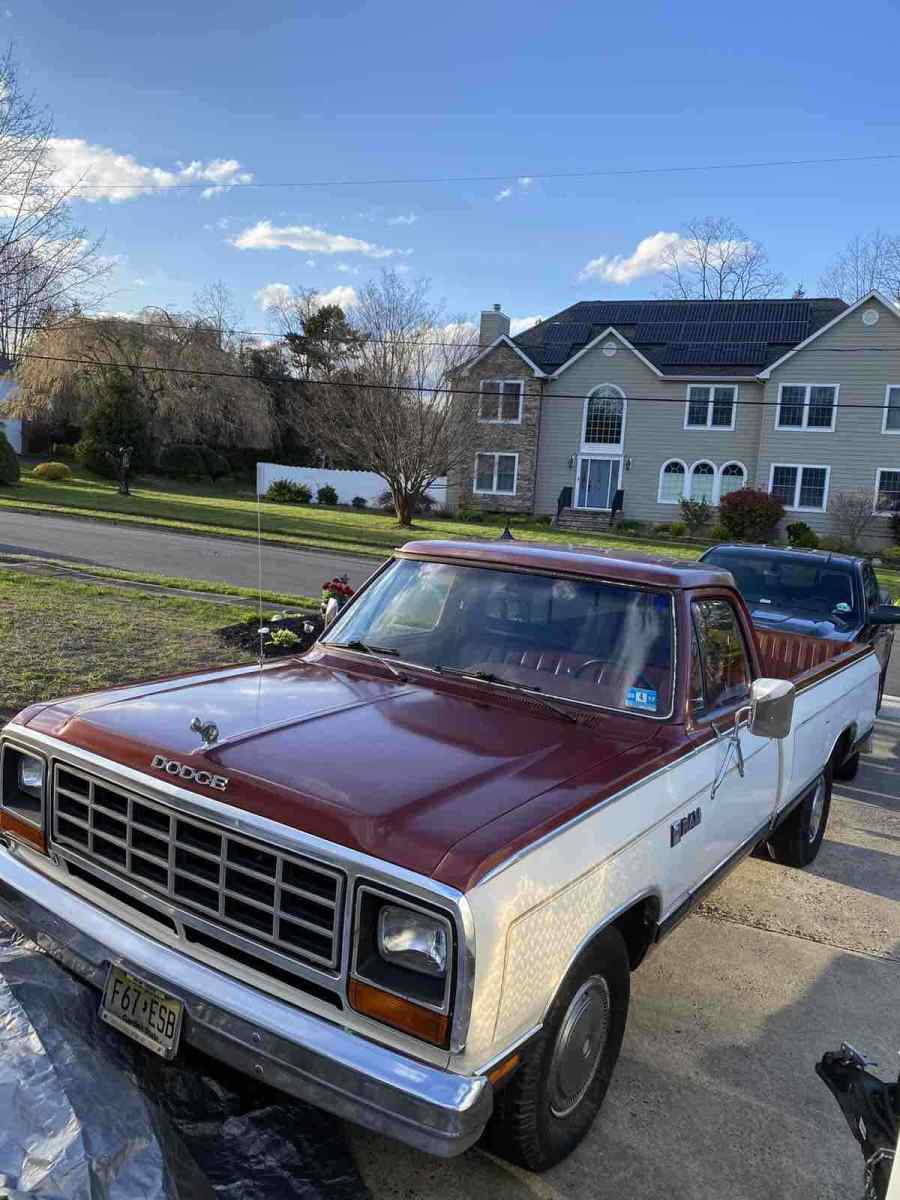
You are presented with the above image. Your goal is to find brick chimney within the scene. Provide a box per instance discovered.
[479,303,510,348]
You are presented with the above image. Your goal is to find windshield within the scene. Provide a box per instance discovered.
[704,550,860,628]
[324,559,675,717]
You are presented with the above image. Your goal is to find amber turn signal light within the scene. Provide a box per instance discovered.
[487,1052,521,1087]
[0,810,46,853]
[348,978,449,1046]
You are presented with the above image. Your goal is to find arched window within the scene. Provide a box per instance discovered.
[582,385,625,448]
[658,459,686,504]
[689,461,716,502]
[718,462,746,500]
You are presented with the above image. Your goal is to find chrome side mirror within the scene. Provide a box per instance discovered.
[323,596,340,628]
[749,677,795,739]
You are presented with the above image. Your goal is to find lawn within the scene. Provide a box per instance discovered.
[4,464,900,598]
[0,568,254,722]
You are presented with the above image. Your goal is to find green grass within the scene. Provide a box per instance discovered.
[5,463,900,598]
[0,568,254,722]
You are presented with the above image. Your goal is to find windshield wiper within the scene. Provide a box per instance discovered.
[323,639,408,681]
[433,666,578,723]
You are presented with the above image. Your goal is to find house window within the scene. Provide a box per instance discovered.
[689,461,716,502]
[719,462,746,499]
[658,459,686,504]
[685,385,737,429]
[776,384,837,431]
[882,386,900,434]
[875,468,900,513]
[582,385,625,448]
[769,463,829,511]
[474,452,518,495]
[479,380,523,423]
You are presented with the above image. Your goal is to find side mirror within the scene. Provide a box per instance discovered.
[749,677,795,739]
[323,596,340,627]
[871,605,900,625]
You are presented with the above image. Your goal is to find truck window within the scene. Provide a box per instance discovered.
[691,599,751,713]
[862,564,880,612]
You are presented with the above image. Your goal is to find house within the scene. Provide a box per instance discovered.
[0,363,23,453]
[450,291,900,543]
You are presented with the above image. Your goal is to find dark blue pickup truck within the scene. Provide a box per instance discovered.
[700,544,900,773]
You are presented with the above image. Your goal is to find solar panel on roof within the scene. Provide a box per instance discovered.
[660,343,770,366]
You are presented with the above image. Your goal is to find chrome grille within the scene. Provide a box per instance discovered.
[51,764,344,973]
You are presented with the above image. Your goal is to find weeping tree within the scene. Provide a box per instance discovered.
[11,308,273,454]
[297,271,476,526]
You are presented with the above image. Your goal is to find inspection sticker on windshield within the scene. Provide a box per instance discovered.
[626,687,657,712]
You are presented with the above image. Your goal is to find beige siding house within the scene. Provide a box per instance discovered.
[450,291,900,544]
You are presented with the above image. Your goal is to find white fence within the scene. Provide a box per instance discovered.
[256,463,447,506]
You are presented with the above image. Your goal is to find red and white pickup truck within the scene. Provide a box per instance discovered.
[0,541,886,1171]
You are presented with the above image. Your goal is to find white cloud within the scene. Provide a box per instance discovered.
[306,258,316,268]
[231,219,400,258]
[46,138,253,203]
[132,278,147,287]
[255,282,358,313]
[387,212,418,225]
[510,315,543,336]
[336,262,359,275]
[517,176,534,189]
[494,187,512,202]
[578,231,685,284]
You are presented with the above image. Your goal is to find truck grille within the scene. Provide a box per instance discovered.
[51,764,345,974]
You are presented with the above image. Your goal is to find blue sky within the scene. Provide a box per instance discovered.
[14,0,900,331]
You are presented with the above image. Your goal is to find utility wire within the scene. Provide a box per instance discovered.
[50,150,900,193]
[13,347,900,410]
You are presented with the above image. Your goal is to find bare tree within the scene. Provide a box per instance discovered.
[830,489,881,552]
[300,270,476,526]
[192,279,242,351]
[12,308,273,448]
[659,217,785,300]
[819,230,900,301]
[0,47,107,362]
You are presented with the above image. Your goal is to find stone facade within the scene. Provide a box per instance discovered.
[450,343,543,514]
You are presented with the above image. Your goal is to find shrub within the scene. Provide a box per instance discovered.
[616,519,644,534]
[351,495,367,509]
[32,461,73,481]
[0,431,19,484]
[708,522,730,542]
[669,521,687,538]
[785,520,819,549]
[199,446,231,480]
[890,509,900,546]
[317,484,339,506]
[75,438,117,478]
[158,444,207,478]
[654,522,672,536]
[719,487,784,542]
[265,478,312,504]
[532,513,553,525]
[679,496,712,536]
[458,506,484,523]
[818,535,853,554]
[880,545,900,565]
[831,489,880,553]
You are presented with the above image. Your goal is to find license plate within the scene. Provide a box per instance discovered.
[100,966,184,1059]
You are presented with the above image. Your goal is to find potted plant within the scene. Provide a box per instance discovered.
[321,575,354,623]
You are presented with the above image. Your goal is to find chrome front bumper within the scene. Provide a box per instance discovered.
[0,842,492,1157]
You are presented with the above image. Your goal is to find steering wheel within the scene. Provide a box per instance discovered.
[570,658,607,679]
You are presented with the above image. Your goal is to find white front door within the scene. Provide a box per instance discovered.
[575,456,621,510]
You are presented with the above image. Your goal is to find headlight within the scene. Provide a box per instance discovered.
[378,904,448,977]
[17,754,44,797]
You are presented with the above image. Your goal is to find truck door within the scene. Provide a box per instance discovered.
[689,597,780,867]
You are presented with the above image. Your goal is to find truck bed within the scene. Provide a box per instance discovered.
[756,627,870,687]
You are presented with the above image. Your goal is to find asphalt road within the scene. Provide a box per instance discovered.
[0,509,379,597]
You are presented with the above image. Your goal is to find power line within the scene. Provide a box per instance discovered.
[13,348,900,410]
[51,150,900,193]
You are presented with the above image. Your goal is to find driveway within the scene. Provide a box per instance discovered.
[0,510,377,596]
[350,698,900,1200]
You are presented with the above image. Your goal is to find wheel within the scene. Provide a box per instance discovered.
[766,770,831,868]
[833,751,860,782]
[485,926,630,1172]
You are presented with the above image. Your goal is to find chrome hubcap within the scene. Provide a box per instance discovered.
[807,778,826,842]
[548,976,611,1118]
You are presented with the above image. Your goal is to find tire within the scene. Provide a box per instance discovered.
[833,751,860,782]
[485,926,630,1172]
[766,770,832,868]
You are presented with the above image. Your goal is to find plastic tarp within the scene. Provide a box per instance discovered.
[0,919,369,1200]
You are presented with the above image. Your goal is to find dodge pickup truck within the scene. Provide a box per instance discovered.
[0,541,881,1171]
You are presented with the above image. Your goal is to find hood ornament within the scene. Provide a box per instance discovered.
[190,716,220,747]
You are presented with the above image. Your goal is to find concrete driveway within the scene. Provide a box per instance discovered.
[350,701,900,1200]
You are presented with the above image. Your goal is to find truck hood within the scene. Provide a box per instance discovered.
[749,606,855,641]
[21,653,662,884]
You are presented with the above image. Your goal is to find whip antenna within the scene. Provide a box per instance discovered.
[256,464,268,669]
